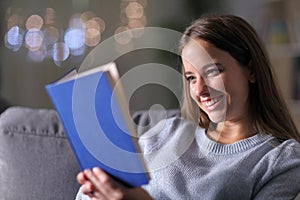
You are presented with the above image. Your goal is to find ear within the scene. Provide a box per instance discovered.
[249,73,256,83]
[247,60,256,83]
[249,72,256,83]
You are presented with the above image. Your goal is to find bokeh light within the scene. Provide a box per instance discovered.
[53,42,70,61]
[115,0,147,45]
[6,26,23,46]
[125,2,144,19]
[85,27,101,47]
[4,3,148,65]
[64,28,85,50]
[5,26,23,52]
[92,17,106,33]
[25,28,44,51]
[4,7,107,65]
[26,15,44,30]
[85,19,100,32]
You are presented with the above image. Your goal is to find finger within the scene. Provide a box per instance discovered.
[80,182,93,194]
[84,167,124,199]
[77,172,88,184]
[92,167,124,199]
[81,181,108,200]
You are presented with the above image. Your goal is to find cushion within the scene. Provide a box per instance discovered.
[0,107,80,200]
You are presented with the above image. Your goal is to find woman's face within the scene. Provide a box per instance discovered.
[181,39,252,123]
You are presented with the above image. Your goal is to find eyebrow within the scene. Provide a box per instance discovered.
[184,63,222,75]
[203,62,222,69]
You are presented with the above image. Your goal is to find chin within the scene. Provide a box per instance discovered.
[207,111,227,124]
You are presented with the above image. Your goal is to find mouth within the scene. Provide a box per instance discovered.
[200,95,224,111]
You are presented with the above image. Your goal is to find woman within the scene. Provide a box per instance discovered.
[76,14,300,199]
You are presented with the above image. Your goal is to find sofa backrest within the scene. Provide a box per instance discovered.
[0,107,80,200]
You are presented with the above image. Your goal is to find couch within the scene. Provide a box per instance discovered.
[0,106,180,200]
[0,96,10,114]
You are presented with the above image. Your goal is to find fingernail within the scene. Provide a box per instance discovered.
[93,167,100,173]
[84,169,91,175]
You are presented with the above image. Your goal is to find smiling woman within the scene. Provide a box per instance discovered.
[181,38,257,143]
[179,15,300,143]
[75,14,300,200]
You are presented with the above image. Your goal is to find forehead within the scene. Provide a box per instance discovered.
[181,39,216,70]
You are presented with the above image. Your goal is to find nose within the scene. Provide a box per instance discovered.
[191,75,208,97]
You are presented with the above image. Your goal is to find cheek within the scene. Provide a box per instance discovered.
[206,77,227,94]
[188,86,201,107]
[226,78,250,104]
[189,87,198,102]
[189,84,197,96]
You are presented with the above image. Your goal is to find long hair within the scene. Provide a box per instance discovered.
[179,14,300,142]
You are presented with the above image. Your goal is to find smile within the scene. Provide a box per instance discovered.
[201,95,223,110]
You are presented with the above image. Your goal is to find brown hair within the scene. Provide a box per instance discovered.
[179,14,300,142]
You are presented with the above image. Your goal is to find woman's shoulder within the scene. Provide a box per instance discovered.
[270,138,300,158]
[252,138,300,198]
[262,137,300,174]
[272,138,300,164]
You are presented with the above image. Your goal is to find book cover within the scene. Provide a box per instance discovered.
[45,62,149,187]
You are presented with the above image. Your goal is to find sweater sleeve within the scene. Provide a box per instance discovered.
[75,187,91,200]
[253,140,300,200]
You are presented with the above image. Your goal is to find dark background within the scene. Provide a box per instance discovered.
[0,0,276,111]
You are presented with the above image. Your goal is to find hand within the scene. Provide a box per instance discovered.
[77,167,152,200]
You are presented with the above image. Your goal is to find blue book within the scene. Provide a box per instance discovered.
[45,62,149,187]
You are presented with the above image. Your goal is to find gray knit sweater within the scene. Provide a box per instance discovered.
[76,117,300,200]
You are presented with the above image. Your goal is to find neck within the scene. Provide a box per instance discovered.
[206,118,256,144]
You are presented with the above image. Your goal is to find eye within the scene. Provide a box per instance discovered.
[185,75,196,82]
[204,67,221,77]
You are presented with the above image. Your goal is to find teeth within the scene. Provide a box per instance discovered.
[204,96,222,107]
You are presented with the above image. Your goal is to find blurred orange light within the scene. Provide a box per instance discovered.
[85,19,100,31]
[125,2,144,19]
[85,28,101,47]
[91,17,106,33]
[26,15,44,30]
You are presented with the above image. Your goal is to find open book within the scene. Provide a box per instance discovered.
[45,62,149,187]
